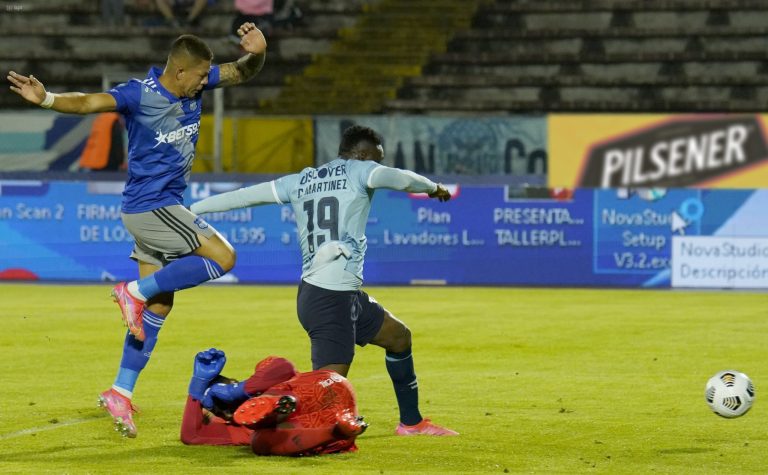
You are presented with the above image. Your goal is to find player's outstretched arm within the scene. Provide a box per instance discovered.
[368,166,451,202]
[190,181,279,214]
[217,22,267,87]
[7,71,116,114]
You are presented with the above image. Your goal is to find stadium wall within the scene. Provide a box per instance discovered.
[0,112,546,175]
[6,111,767,187]
[0,180,766,289]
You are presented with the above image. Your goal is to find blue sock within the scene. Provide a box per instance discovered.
[385,347,422,426]
[137,256,223,300]
[113,309,165,396]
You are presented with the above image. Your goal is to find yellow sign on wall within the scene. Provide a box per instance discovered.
[549,114,768,189]
[194,115,314,173]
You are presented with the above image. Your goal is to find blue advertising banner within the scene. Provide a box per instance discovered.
[0,180,762,287]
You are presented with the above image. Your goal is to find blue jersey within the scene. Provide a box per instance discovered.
[108,66,221,213]
[273,158,381,290]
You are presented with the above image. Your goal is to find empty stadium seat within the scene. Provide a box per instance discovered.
[385,0,768,113]
[0,0,371,110]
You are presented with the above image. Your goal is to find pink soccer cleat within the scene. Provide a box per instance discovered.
[111,282,145,341]
[395,418,459,436]
[98,389,139,438]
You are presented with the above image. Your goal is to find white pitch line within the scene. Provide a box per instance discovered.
[0,416,103,440]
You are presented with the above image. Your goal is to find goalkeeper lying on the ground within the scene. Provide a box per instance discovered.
[181,348,368,456]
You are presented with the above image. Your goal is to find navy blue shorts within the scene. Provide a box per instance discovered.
[296,280,386,369]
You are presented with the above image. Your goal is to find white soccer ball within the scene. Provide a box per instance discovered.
[705,370,755,418]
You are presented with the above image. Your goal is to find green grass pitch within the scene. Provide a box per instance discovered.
[0,284,766,474]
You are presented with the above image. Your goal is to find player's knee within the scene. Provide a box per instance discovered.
[389,324,411,353]
[213,247,236,272]
[400,325,412,348]
[219,250,236,272]
[203,233,237,271]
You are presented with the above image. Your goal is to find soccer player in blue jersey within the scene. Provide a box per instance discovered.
[8,22,268,438]
[191,125,458,436]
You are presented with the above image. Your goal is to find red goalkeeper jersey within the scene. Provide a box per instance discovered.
[262,370,358,428]
[181,357,360,455]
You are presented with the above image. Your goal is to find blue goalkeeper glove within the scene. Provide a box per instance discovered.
[188,348,227,401]
[201,382,250,410]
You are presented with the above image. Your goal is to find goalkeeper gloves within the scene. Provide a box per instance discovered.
[189,348,227,400]
[201,382,250,410]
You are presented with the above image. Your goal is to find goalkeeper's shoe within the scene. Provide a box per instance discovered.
[334,410,368,438]
[234,395,297,427]
[98,389,139,438]
[111,282,145,341]
[395,418,458,436]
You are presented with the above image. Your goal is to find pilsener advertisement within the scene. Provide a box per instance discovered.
[549,114,768,189]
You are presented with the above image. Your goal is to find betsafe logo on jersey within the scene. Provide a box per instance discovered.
[576,116,768,188]
[153,122,200,148]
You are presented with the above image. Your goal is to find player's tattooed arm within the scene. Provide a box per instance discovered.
[218,53,266,87]
[218,22,267,87]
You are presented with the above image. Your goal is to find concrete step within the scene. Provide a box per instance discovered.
[487,0,768,12]
[0,62,293,88]
[0,24,340,40]
[473,10,768,30]
[447,25,768,39]
[0,33,332,61]
[382,97,764,113]
[405,74,768,88]
[448,36,768,56]
[430,50,768,65]
[2,49,312,64]
[424,60,763,81]
[397,85,763,103]
[0,2,364,30]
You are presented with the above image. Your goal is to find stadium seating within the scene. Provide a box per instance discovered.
[259,0,485,114]
[3,0,768,113]
[385,0,768,113]
[0,0,372,110]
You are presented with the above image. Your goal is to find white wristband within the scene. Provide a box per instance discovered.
[40,91,55,109]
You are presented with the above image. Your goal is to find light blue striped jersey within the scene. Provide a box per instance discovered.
[273,158,382,290]
[108,66,220,213]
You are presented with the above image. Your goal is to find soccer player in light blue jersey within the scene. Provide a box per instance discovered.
[191,125,458,436]
[8,22,268,438]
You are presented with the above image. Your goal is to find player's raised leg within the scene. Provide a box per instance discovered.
[111,206,235,341]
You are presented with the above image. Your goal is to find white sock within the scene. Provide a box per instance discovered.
[126,281,148,301]
[112,385,133,399]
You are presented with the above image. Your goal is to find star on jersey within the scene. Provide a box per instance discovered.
[153,122,200,148]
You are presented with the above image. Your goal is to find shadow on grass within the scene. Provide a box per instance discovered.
[1,438,361,467]
[657,448,717,455]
